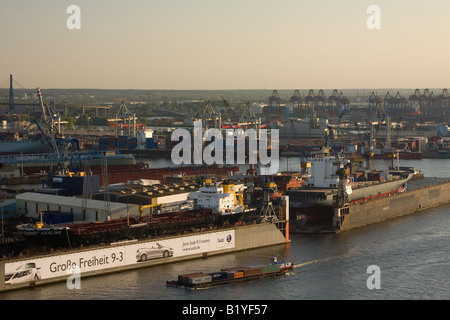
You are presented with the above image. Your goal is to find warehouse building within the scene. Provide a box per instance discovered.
[15,192,140,222]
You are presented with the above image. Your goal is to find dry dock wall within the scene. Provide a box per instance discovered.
[337,178,450,232]
[0,222,287,292]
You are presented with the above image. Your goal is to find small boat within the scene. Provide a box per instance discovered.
[166,257,293,289]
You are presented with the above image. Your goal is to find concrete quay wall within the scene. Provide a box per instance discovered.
[0,222,288,292]
[338,179,450,232]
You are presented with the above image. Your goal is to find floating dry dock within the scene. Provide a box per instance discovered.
[291,176,450,233]
[0,220,289,292]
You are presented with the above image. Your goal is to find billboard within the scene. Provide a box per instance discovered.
[4,230,235,286]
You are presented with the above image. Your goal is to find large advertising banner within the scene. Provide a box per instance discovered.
[4,230,235,286]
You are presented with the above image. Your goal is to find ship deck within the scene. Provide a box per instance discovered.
[405,176,450,191]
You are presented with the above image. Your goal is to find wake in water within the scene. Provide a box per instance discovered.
[283,258,337,276]
[293,257,338,269]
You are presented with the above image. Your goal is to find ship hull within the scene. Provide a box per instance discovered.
[16,162,238,186]
[0,140,53,155]
[17,208,259,248]
[315,173,414,207]
[373,152,423,160]
[288,173,414,231]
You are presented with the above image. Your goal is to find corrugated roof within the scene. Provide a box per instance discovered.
[16,192,138,211]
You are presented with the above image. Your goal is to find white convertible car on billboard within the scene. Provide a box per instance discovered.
[136,243,174,262]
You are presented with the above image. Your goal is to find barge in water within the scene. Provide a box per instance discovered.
[166,257,293,289]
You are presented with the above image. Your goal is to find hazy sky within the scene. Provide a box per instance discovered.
[2,0,450,90]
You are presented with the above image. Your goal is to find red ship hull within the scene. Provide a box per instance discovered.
[372,152,422,160]
[96,164,239,185]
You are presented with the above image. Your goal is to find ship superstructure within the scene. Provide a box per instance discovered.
[288,149,415,231]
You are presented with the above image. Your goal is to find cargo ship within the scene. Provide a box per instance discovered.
[0,139,53,155]
[166,257,293,289]
[0,150,137,175]
[372,150,423,160]
[98,164,239,186]
[15,181,258,248]
[0,150,238,186]
[16,209,222,247]
[287,149,416,231]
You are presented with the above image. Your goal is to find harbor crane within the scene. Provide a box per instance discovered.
[108,101,137,137]
[290,90,303,112]
[34,88,81,172]
[220,95,236,121]
[200,100,220,131]
[268,90,281,108]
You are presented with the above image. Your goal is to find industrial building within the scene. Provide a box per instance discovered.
[93,180,200,204]
[15,192,140,222]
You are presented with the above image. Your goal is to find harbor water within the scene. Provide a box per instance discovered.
[0,158,449,300]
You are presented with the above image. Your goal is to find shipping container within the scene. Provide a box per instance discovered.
[98,137,109,150]
[178,273,204,286]
[146,137,156,149]
[243,267,263,277]
[262,265,281,274]
[208,271,228,282]
[189,275,212,285]
[128,137,137,150]
[43,211,74,225]
[227,271,244,279]
[118,136,128,149]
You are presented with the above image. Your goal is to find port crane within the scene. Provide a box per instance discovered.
[14,87,82,173]
[35,87,82,171]
[200,100,220,131]
[239,102,256,125]
[220,95,236,121]
[37,87,63,159]
[108,100,137,137]
[365,101,392,170]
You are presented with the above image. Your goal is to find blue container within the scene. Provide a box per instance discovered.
[107,137,117,148]
[118,136,128,149]
[146,137,155,149]
[99,137,109,150]
[43,212,74,225]
[208,271,228,282]
[128,137,137,150]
